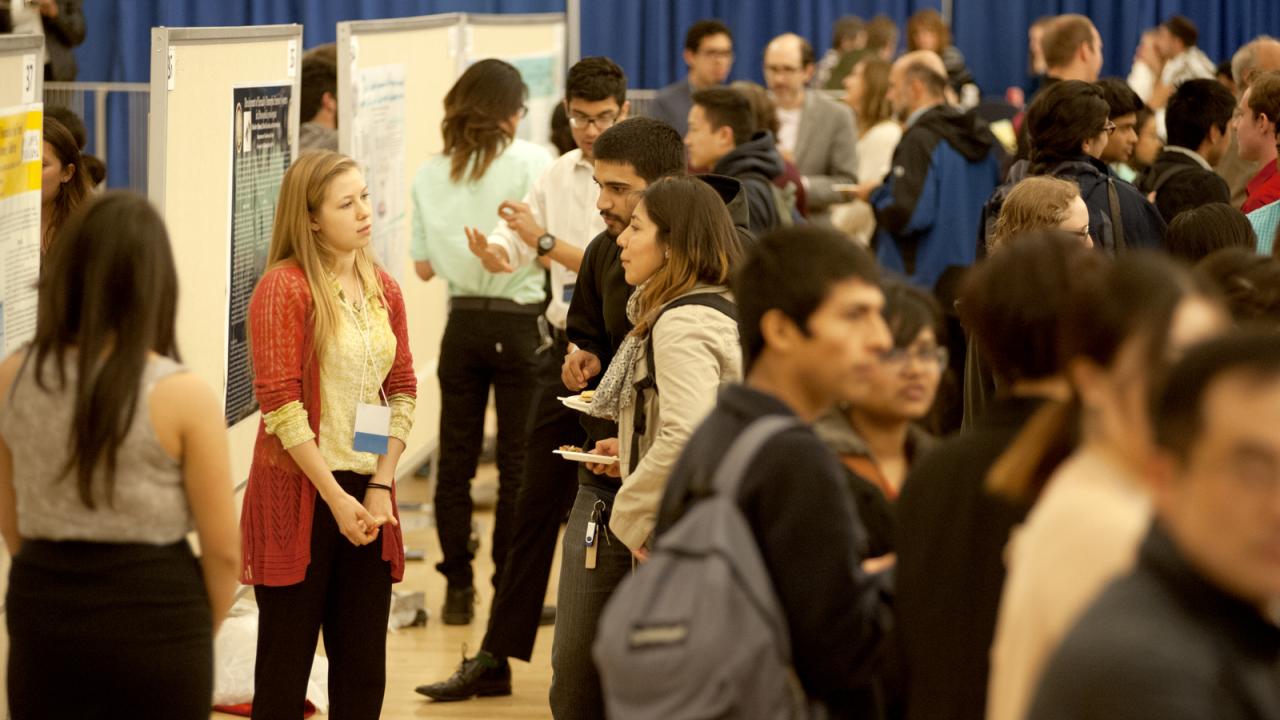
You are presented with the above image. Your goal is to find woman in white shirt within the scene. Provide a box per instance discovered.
[985,252,1227,720]
[833,57,903,244]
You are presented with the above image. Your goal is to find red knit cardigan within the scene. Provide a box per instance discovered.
[240,262,417,587]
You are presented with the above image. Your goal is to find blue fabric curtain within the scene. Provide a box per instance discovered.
[77,0,1280,88]
[78,0,561,83]
[67,0,1280,188]
[952,0,1280,97]
[580,0,938,90]
[578,1,1280,94]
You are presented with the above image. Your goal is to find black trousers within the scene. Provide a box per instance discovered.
[7,539,212,720]
[253,471,393,720]
[482,332,583,661]
[435,307,540,589]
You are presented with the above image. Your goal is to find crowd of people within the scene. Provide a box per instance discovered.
[2,8,1280,720]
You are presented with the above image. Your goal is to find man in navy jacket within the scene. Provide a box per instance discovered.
[871,51,1003,292]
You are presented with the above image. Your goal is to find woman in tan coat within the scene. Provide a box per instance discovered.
[585,175,744,557]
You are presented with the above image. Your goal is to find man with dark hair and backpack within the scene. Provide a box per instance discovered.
[597,226,893,718]
[1136,78,1233,210]
[685,87,794,235]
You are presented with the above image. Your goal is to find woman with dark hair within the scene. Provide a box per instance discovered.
[584,175,744,556]
[0,192,239,717]
[907,8,976,99]
[409,59,552,624]
[987,252,1227,720]
[1024,80,1166,251]
[41,115,92,253]
[1198,248,1280,328]
[984,81,1166,253]
[1164,202,1257,262]
[815,280,945,558]
[549,101,577,155]
[896,233,1098,720]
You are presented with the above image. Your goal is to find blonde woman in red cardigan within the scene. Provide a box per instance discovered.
[241,150,417,718]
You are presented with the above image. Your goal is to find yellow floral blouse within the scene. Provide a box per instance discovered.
[263,271,415,474]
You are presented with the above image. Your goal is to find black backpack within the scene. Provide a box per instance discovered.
[629,293,737,463]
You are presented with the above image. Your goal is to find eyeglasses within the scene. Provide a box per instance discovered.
[698,49,735,61]
[881,345,948,370]
[1103,120,1117,135]
[568,113,619,130]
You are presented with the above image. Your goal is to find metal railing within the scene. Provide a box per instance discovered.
[44,81,150,193]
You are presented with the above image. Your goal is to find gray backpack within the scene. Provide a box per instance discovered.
[593,416,825,720]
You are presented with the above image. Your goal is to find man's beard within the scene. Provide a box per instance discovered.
[601,210,627,237]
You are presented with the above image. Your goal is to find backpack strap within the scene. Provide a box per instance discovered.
[1106,176,1127,253]
[631,293,737,454]
[642,293,737,390]
[1148,162,1196,197]
[706,415,804,499]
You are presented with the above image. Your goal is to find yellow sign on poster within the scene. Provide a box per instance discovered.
[0,103,43,354]
[0,104,41,199]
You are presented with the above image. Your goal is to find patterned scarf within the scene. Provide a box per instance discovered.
[587,282,648,421]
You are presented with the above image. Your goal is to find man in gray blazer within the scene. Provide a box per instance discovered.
[764,33,858,225]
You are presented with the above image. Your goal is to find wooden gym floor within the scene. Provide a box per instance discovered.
[212,462,560,719]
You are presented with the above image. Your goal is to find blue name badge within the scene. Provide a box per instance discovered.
[353,403,391,455]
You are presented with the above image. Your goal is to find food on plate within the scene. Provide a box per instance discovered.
[579,390,595,403]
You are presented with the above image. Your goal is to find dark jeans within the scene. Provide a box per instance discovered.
[253,472,393,720]
[435,307,540,590]
[482,332,583,661]
[550,481,633,720]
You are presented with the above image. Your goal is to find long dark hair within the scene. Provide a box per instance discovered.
[1026,79,1110,173]
[42,115,92,253]
[630,176,743,338]
[442,59,527,183]
[30,192,180,509]
[989,251,1218,501]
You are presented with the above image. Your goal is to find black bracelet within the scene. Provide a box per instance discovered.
[366,482,393,492]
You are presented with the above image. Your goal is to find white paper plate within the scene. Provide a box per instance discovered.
[558,395,593,413]
[553,449,619,465]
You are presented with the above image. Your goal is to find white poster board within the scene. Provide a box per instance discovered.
[148,24,302,489]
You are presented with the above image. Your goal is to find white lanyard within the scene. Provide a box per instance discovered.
[342,273,389,409]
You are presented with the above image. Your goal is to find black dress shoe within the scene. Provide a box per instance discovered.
[442,586,475,625]
[415,651,512,701]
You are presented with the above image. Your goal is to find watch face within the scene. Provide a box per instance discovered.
[538,234,555,252]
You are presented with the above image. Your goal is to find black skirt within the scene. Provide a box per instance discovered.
[6,538,213,719]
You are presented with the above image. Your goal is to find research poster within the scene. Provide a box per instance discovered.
[0,103,42,355]
[352,63,407,284]
[226,84,292,427]
[478,52,562,153]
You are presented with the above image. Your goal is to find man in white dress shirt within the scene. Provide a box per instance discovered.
[414,56,628,703]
